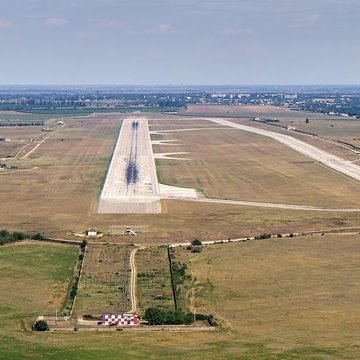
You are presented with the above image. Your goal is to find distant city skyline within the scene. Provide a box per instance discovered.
[1,0,360,85]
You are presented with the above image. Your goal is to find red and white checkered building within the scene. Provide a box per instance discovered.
[101,313,140,326]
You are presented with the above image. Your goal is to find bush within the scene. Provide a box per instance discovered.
[70,281,78,298]
[191,245,203,253]
[191,239,202,246]
[80,239,88,250]
[208,314,217,327]
[83,314,98,320]
[13,232,27,240]
[33,320,49,331]
[32,232,45,240]
[0,229,10,238]
[255,233,272,240]
[184,312,194,324]
[195,313,208,321]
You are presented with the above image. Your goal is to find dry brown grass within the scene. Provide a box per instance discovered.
[154,125,360,208]
[0,126,45,140]
[0,126,45,157]
[228,117,360,160]
[180,234,360,352]
[1,112,360,244]
[181,104,360,159]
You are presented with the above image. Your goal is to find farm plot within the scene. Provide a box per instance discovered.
[135,246,174,314]
[74,243,133,317]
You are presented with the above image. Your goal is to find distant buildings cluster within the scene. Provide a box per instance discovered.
[0,86,359,118]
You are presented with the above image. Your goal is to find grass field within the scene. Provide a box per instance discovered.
[1,112,360,242]
[1,107,360,359]
[1,238,360,359]
[174,234,360,358]
[152,121,360,208]
[0,242,77,336]
[182,104,360,159]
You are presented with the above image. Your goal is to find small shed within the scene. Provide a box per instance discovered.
[86,228,97,237]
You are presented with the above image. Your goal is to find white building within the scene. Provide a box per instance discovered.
[86,228,97,237]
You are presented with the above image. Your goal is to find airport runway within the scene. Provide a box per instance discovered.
[98,118,161,213]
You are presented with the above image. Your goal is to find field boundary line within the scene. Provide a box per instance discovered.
[69,244,87,318]
[167,245,178,311]
[169,229,360,248]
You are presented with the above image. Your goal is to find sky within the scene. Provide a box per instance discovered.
[0,0,360,85]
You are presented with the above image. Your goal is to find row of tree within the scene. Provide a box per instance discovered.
[144,307,193,325]
[0,229,44,245]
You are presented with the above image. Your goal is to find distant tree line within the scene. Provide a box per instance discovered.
[0,121,44,127]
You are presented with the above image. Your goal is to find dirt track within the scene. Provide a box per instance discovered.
[129,246,144,313]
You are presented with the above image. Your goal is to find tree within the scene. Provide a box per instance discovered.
[144,307,166,325]
[33,320,49,331]
[173,310,185,324]
[13,232,26,240]
[0,229,10,238]
[80,239,88,250]
[32,233,44,240]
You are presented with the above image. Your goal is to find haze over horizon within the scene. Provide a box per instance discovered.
[1,0,359,85]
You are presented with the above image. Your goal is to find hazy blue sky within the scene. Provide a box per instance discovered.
[0,0,359,85]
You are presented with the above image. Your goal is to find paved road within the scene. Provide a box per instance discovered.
[208,117,360,182]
